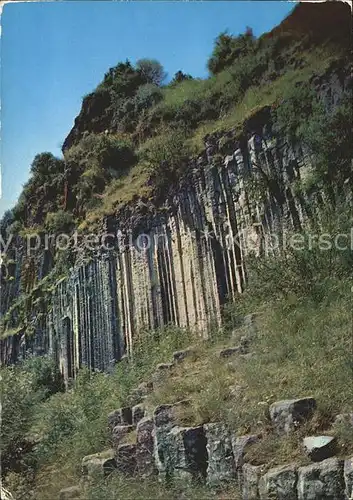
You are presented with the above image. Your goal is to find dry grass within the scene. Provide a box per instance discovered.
[36,466,81,500]
[79,161,152,231]
[86,472,242,500]
[144,279,352,467]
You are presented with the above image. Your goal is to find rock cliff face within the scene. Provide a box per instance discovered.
[1,61,351,381]
[0,109,322,376]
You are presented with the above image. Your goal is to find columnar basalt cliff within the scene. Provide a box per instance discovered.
[0,2,351,384]
[0,114,341,377]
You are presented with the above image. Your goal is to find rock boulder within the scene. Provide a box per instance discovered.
[204,422,235,486]
[303,436,337,462]
[136,417,156,477]
[58,486,80,499]
[269,397,316,434]
[344,457,353,500]
[232,434,259,471]
[115,444,137,476]
[241,463,264,499]
[82,450,116,478]
[167,425,207,483]
[297,457,345,500]
[132,404,146,426]
[259,463,298,500]
[107,406,132,430]
[112,424,134,448]
[173,348,196,364]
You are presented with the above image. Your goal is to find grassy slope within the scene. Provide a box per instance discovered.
[3,273,351,499]
[82,39,345,227]
[147,279,352,467]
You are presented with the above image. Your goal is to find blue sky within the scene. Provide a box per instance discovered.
[0,1,295,216]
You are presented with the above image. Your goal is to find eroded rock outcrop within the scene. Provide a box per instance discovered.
[58,486,80,499]
[241,463,264,499]
[81,450,116,479]
[0,121,323,376]
[136,416,156,477]
[344,457,353,500]
[204,422,235,486]
[258,464,298,500]
[82,376,353,499]
[1,65,351,383]
[303,436,337,463]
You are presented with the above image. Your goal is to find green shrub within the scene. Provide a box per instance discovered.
[0,366,36,469]
[298,93,353,198]
[24,324,191,473]
[0,210,14,237]
[169,70,193,86]
[248,212,353,301]
[30,153,65,178]
[272,83,315,141]
[207,28,255,75]
[66,133,137,175]
[22,355,64,398]
[272,86,352,200]
[45,210,74,234]
[135,83,163,110]
[100,60,146,97]
[64,133,138,215]
[7,219,23,235]
[230,55,259,93]
[140,128,191,176]
[0,356,63,473]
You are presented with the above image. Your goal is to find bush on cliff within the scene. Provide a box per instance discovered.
[207,28,255,75]
[10,153,66,227]
[44,210,74,234]
[136,59,167,86]
[140,127,191,177]
[62,133,137,216]
[298,94,353,199]
[272,85,352,194]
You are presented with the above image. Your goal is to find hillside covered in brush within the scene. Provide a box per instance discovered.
[1,2,351,240]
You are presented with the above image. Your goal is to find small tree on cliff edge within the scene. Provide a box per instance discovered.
[207,27,255,75]
[170,70,193,85]
[136,59,167,86]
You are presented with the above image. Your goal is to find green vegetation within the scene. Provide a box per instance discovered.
[1,2,350,240]
[135,58,167,86]
[0,269,69,340]
[1,325,194,499]
[45,210,74,233]
[149,210,352,443]
[2,200,352,498]
[1,3,352,499]
[1,356,63,475]
[86,474,240,500]
[207,27,255,75]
